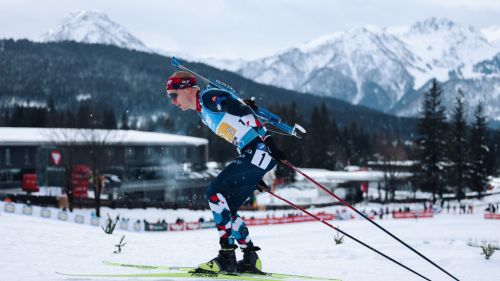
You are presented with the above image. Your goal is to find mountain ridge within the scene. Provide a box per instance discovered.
[31,12,500,123]
[40,10,150,52]
[235,17,500,122]
[0,39,422,136]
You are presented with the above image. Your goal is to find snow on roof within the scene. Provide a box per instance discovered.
[296,168,412,183]
[367,160,417,166]
[0,127,207,146]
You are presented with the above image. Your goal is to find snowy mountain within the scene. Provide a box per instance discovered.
[238,26,427,111]
[236,18,500,122]
[482,25,500,49]
[390,18,498,85]
[40,10,245,70]
[40,10,150,52]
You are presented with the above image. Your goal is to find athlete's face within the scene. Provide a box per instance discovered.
[168,88,195,111]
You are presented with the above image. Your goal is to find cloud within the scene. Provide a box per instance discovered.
[424,0,500,11]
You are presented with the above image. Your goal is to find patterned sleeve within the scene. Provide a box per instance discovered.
[202,90,262,127]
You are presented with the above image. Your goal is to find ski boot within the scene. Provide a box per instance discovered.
[237,246,263,274]
[198,244,238,274]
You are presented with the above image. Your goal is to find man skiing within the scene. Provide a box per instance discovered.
[166,71,284,273]
[166,71,286,274]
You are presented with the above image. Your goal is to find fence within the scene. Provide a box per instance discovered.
[392,210,434,219]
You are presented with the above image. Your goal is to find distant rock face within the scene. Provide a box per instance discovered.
[236,17,500,122]
[40,10,149,52]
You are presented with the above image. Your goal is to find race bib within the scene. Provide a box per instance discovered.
[251,149,272,169]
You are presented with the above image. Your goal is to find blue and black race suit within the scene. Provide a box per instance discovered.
[197,87,276,248]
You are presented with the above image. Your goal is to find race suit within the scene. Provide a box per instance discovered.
[197,86,276,249]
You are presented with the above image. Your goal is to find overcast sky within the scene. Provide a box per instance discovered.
[0,0,499,59]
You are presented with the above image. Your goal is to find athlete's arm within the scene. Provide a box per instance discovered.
[202,90,262,128]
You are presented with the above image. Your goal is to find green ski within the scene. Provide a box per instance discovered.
[56,271,282,281]
[101,261,341,281]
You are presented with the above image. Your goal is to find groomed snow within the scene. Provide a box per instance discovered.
[1,199,499,281]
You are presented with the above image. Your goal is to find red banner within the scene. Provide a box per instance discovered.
[484,213,500,220]
[393,210,433,219]
[245,213,335,226]
[185,222,200,230]
[72,165,90,198]
[168,223,186,231]
[22,173,38,192]
[163,213,336,232]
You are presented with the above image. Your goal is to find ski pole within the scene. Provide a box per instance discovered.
[265,190,432,281]
[281,160,460,281]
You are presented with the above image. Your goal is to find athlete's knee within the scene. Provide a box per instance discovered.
[208,193,231,214]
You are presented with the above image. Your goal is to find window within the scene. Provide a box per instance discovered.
[125,147,135,160]
[5,148,11,166]
[107,147,115,160]
[146,146,154,157]
[24,148,31,165]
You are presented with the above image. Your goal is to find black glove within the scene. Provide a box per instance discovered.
[264,136,286,161]
[243,97,258,111]
[257,180,270,192]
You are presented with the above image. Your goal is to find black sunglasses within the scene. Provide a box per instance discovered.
[168,92,178,100]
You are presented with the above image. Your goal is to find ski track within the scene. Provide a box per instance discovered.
[0,209,499,281]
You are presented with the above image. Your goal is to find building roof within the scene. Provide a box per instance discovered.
[296,168,412,183]
[0,127,208,146]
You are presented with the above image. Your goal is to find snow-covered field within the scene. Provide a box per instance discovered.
[1,198,500,281]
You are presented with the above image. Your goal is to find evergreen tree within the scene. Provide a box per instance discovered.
[46,97,59,127]
[416,79,448,200]
[304,103,332,168]
[342,121,370,166]
[102,107,117,129]
[77,103,92,128]
[327,118,344,169]
[273,102,305,182]
[448,89,469,200]
[469,103,489,197]
[120,111,129,130]
[489,131,500,176]
[10,106,25,127]
[47,97,56,113]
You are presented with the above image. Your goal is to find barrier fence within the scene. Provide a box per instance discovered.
[392,210,434,219]
[484,213,500,219]
[2,201,448,233]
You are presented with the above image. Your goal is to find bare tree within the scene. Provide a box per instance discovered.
[81,129,121,217]
[373,134,408,202]
[48,129,82,212]
[382,159,398,202]
[49,128,123,216]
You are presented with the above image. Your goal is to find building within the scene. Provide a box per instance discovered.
[0,127,213,205]
[293,167,413,202]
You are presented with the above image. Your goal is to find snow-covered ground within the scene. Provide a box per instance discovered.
[1,196,500,281]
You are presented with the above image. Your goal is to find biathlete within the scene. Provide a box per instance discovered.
[166,71,286,274]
